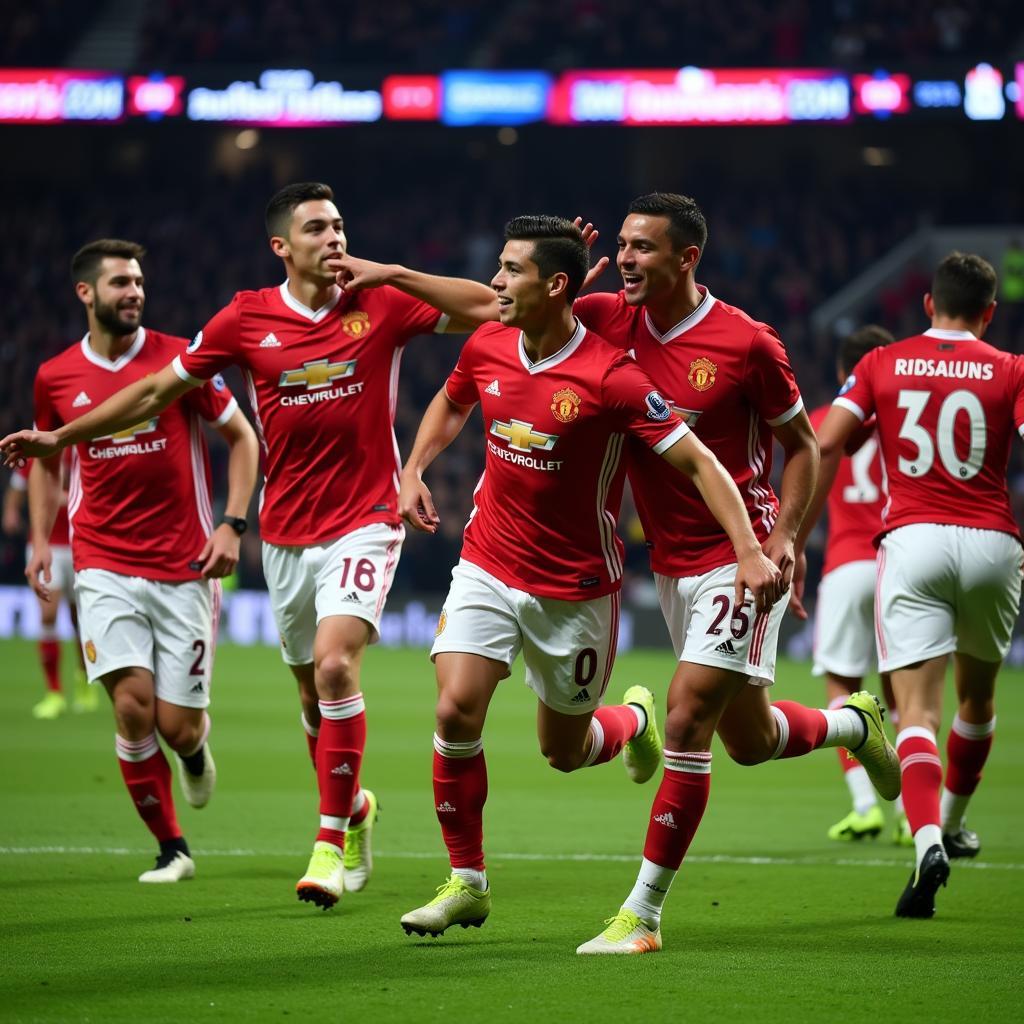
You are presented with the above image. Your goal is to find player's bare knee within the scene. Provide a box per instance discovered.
[663,705,710,752]
[315,650,357,697]
[721,736,770,766]
[435,693,481,739]
[110,689,154,738]
[542,747,585,773]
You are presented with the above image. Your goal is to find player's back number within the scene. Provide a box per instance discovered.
[896,388,986,481]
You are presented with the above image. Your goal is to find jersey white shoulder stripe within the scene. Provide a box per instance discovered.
[833,396,866,421]
[766,396,804,427]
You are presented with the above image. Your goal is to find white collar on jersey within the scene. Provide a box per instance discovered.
[923,327,978,340]
[643,286,716,344]
[278,281,342,322]
[80,327,146,371]
[518,317,587,374]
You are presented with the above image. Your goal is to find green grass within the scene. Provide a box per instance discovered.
[1,638,1022,1023]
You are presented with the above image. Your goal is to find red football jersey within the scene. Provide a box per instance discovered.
[174,283,444,546]
[12,454,71,546]
[834,328,1024,540]
[574,288,803,576]
[808,405,885,574]
[445,319,688,600]
[33,329,237,581]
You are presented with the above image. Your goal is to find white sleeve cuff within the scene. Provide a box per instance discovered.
[652,421,690,455]
[207,396,239,427]
[833,396,866,421]
[172,354,207,386]
[433,312,451,334]
[766,396,804,427]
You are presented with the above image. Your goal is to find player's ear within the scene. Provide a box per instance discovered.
[679,244,700,274]
[74,281,93,307]
[548,272,569,299]
[269,235,290,260]
[982,300,996,326]
[923,292,934,319]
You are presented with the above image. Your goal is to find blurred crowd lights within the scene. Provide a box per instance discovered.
[1,63,1023,127]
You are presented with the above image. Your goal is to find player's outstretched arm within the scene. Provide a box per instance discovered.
[399,387,476,534]
[661,433,783,613]
[334,255,499,330]
[194,409,260,579]
[25,456,61,600]
[0,363,194,466]
[790,405,861,619]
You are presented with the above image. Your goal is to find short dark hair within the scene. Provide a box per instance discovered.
[70,239,146,286]
[265,182,335,238]
[628,192,708,253]
[503,215,589,302]
[931,251,997,321]
[839,324,894,377]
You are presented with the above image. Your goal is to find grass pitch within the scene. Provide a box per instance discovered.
[1,638,1022,1023]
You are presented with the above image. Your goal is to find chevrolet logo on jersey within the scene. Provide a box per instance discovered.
[99,418,159,443]
[489,419,558,453]
[279,358,358,390]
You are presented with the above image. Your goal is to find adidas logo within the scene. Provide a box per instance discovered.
[190,681,204,693]
[571,688,592,704]
[484,379,501,396]
[72,391,92,408]
[714,639,738,655]
[331,762,353,776]
[136,794,160,808]
[340,590,360,602]
[436,801,457,813]
[653,811,677,829]
[260,332,281,348]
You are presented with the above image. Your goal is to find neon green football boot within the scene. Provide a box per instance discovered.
[32,691,67,720]
[296,841,344,910]
[576,908,662,955]
[844,692,901,801]
[827,805,884,841]
[622,685,662,784]
[343,789,378,892]
[400,874,491,937]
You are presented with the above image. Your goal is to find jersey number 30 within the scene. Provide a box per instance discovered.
[896,389,986,481]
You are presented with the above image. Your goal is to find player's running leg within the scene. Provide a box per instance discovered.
[297,615,370,910]
[941,653,999,859]
[401,652,501,937]
[577,662,743,955]
[824,679,883,841]
[159,704,217,810]
[106,669,194,883]
[32,595,66,720]
[891,656,951,918]
[289,662,321,768]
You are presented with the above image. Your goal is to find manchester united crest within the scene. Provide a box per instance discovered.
[84,640,97,664]
[550,387,582,424]
[687,357,717,392]
[435,610,447,637]
[341,311,371,338]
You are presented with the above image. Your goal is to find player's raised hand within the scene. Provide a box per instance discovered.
[0,429,61,468]
[25,542,53,602]
[735,548,783,614]
[573,216,610,293]
[398,473,439,534]
[196,523,240,579]
[333,254,394,293]
[788,549,809,620]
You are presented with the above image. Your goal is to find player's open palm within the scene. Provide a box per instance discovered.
[399,474,439,534]
[0,429,60,468]
[735,550,783,614]
[572,216,610,293]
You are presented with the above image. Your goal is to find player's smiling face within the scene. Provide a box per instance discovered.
[280,199,347,283]
[491,240,555,328]
[617,214,687,306]
[88,257,145,336]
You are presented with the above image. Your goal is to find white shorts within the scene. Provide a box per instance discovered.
[27,543,75,599]
[655,563,788,685]
[430,560,620,716]
[74,568,221,707]
[876,524,1023,671]
[812,559,878,678]
[263,522,404,666]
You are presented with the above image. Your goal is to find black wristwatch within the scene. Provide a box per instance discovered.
[221,516,248,536]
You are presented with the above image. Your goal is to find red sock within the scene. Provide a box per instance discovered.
[301,713,319,768]
[642,752,712,870]
[315,697,366,846]
[584,705,641,766]
[433,737,487,871]
[945,716,994,797]
[896,728,943,833]
[349,789,369,828]
[770,701,827,758]
[39,639,61,693]
[115,735,181,842]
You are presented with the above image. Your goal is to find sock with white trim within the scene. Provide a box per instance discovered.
[941,714,996,833]
[896,726,944,869]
